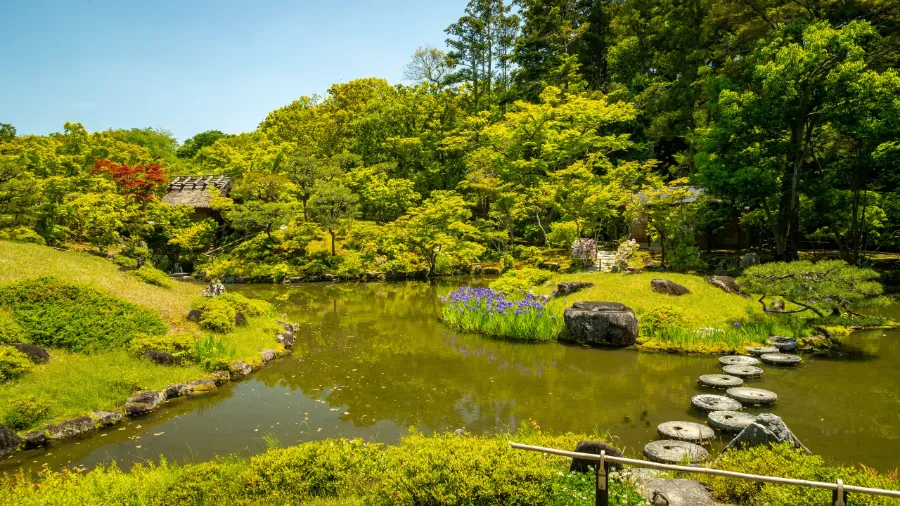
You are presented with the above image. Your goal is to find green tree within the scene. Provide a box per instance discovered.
[176,130,229,159]
[0,159,41,230]
[308,181,358,255]
[0,123,15,143]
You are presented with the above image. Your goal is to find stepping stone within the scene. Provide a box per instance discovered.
[691,394,742,413]
[760,353,803,366]
[707,411,757,433]
[657,421,714,443]
[698,374,743,389]
[746,346,779,356]
[726,387,777,405]
[644,440,709,464]
[722,365,764,378]
[769,336,798,352]
[719,355,759,366]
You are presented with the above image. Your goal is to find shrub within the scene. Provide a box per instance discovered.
[500,254,515,273]
[637,306,686,337]
[0,277,167,353]
[571,238,597,268]
[490,268,555,295]
[2,394,52,431]
[738,260,888,317]
[0,309,26,344]
[219,293,272,317]
[129,333,197,361]
[0,346,33,382]
[667,242,703,272]
[197,299,236,333]
[434,254,453,275]
[0,227,46,245]
[112,255,138,269]
[547,221,578,248]
[129,266,173,288]
[194,335,236,371]
[704,443,900,506]
[614,239,643,271]
[441,286,562,342]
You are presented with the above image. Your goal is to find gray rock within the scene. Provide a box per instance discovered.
[726,413,810,454]
[164,384,184,399]
[650,279,692,296]
[556,282,595,296]
[144,350,178,366]
[698,374,743,389]
[569,440,624,473]
[769,336,798,352]
[483,267,501,275]
[760,353,802,366]
[691,394,743,413]
[276,332,295,348]
[46,416,95,440]
[453,428,467,436]
[704,275,746,297]
[772,299,785,312]
[472,265,483,275]
[181,379,217,395]
[6,343,50,363]
[721,365,764,378]
[235,312,247,326]
[322,274,335,282]
[276,321,295,334]
[718,355,759,366]
[125,391,166,416]
[726,387,777,405]
[657,421,714,443]
[261,349,276,362]
[632,469,714,506]
[563,302,638,347]
[23,430,48,449]
[644,440,709,464]
[186,309,203,322]
[0,424,22,458]
[740,253,760,269]
[91,411,122,427]
[746,346,779,356]
[209,371,230,385]
[708,411,757,433]
[230,361,253,379]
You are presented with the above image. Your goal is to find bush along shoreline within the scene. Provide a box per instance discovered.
[0,275,298,461]
[438,261,894,355]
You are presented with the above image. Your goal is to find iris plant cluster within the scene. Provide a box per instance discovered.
[439,286,560,342]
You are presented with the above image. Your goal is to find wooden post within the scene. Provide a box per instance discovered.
[596,450,609,506]
[832,478,847,506]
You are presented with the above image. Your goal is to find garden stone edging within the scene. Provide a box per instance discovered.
[0,424,22,458]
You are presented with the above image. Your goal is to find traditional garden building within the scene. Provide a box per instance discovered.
[161,175,233,219]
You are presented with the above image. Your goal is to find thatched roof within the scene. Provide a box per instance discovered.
[162,175,232,209]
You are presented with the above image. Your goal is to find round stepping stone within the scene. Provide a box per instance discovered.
[746,346,779,356]
[726,387,777,405]
[657,421,714,443]
[722,365,764,378]
[769,336,798,352]
[760,353,803,366]
[708,411,757,433]
[698,374,743,389]
[691,394,742,413]
[719,355,759,366]
[643,440,709,464]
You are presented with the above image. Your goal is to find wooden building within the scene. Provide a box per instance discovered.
[161,175,233,219]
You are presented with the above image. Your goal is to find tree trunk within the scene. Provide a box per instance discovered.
[329,229,336,256]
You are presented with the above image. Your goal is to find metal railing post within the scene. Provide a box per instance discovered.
[833,478,847,506]
[595,450,609,506]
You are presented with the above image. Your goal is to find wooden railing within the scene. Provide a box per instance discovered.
[510,442,900,506]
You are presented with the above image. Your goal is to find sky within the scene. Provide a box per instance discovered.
[0,0,468,142]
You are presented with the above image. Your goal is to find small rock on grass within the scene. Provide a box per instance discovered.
[125,391,166,416]
[261,349,276,362]
[5,343,50,363]
[230,361,253,379]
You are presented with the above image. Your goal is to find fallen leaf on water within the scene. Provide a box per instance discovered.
[153,432,164,436]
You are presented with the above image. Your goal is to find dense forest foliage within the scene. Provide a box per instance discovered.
[0,0,897,280]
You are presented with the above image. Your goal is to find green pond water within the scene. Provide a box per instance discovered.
[4,279,900,475]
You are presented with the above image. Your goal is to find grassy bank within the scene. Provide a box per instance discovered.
[0,429,647,506]
[0,241,281,432]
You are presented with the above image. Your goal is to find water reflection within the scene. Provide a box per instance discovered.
[4,280,898,475]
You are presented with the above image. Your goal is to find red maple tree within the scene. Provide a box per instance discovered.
[92,160,168,201]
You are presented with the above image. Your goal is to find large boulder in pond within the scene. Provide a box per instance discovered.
[704,276,746,297]
[556,282,595,296]
[725,413,810,454]
[6,343,50,363]
[650,279,691,296]
[563,302,638,347]
[145,350,178,366]
[570,440,623,472]
[125,391,166,416]
[0,424,22,458]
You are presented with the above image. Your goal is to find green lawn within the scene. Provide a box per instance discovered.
[0,240,281,431]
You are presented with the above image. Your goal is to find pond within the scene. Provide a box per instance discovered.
[4,279,899,475]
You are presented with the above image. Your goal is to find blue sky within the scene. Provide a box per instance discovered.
[0,0,467,141]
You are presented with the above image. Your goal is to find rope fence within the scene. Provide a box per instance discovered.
[510,442,900,506]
